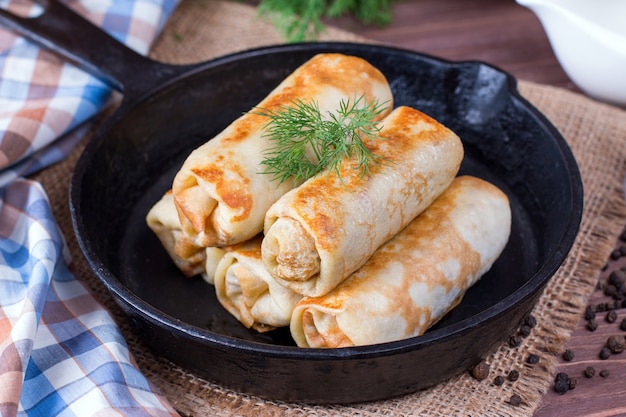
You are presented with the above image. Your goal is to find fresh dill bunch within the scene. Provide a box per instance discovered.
[253,95,389,185]
[255,0,396,42]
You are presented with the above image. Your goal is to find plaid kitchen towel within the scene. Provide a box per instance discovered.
[0,0,180,416]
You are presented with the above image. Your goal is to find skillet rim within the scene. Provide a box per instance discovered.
[69,41,584,360]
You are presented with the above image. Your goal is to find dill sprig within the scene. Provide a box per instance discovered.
[253,95,389,185]
[255,0,396,42]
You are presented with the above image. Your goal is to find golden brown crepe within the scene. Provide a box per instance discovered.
[289,175,512,348]
[171,53,394,247]
[146,190,206,278]
[146,191,228,284]
[214,236,302,332]
[262,105,464,297]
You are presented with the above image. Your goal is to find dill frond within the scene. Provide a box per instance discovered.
[253,95,389,185]
[255,0,396,42]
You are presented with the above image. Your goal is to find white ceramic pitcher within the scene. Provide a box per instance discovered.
[516,0,626,107]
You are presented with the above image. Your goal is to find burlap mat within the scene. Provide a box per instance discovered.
[32,1,626,416]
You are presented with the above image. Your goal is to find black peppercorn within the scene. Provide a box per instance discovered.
[493,375,505,386]
[508,335,523,348]
[606,310,618,323]
[609,269,626,289]
[568,378,577,390]
[526,353,540,364]
[555,372,568,382]
[519,325,531,337]
[587,319,598,331]
[509,394,522,407]
[620,318,626,331]
[508,369,520,382]
[554,377,569,394]
[562,349,575,361]
[584,305,596,320]
[524,314,537,328]
[471,361,490,380]
[607,335,625,354]
[600,369,610,378]
[599,347,611,360]
[584,366,595,378]
[611,249,621,260]
[604,284,619,298]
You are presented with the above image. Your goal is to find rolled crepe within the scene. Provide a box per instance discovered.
[146,191,228,283]
[214,236,303,332]
[171,53,394,247]
[262,105,464,297]
[203,246,227,285]
[146,190,206,278]
[290,175,512,348]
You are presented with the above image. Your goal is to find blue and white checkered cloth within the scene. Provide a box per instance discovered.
[0,0,180,415]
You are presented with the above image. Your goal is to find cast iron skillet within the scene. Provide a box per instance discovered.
[1,0,583,404]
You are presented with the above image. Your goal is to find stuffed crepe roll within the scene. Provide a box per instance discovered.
[172,53,394,247]
[290,175,512,348]
[146,191,229,283]
[203,246,228,285]
[262,106,464,297]
[146,190,206,278]
[214,236,303,332]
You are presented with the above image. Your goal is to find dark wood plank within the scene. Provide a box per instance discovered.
[326,0,579,92]
[533,248,626,417]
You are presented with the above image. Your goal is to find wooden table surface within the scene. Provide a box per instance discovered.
[327,1,626,416]
[327,0,578,92]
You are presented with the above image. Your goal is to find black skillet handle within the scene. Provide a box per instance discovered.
[0,0,187,100]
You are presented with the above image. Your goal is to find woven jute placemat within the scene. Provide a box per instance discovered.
[32,1,626,416]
